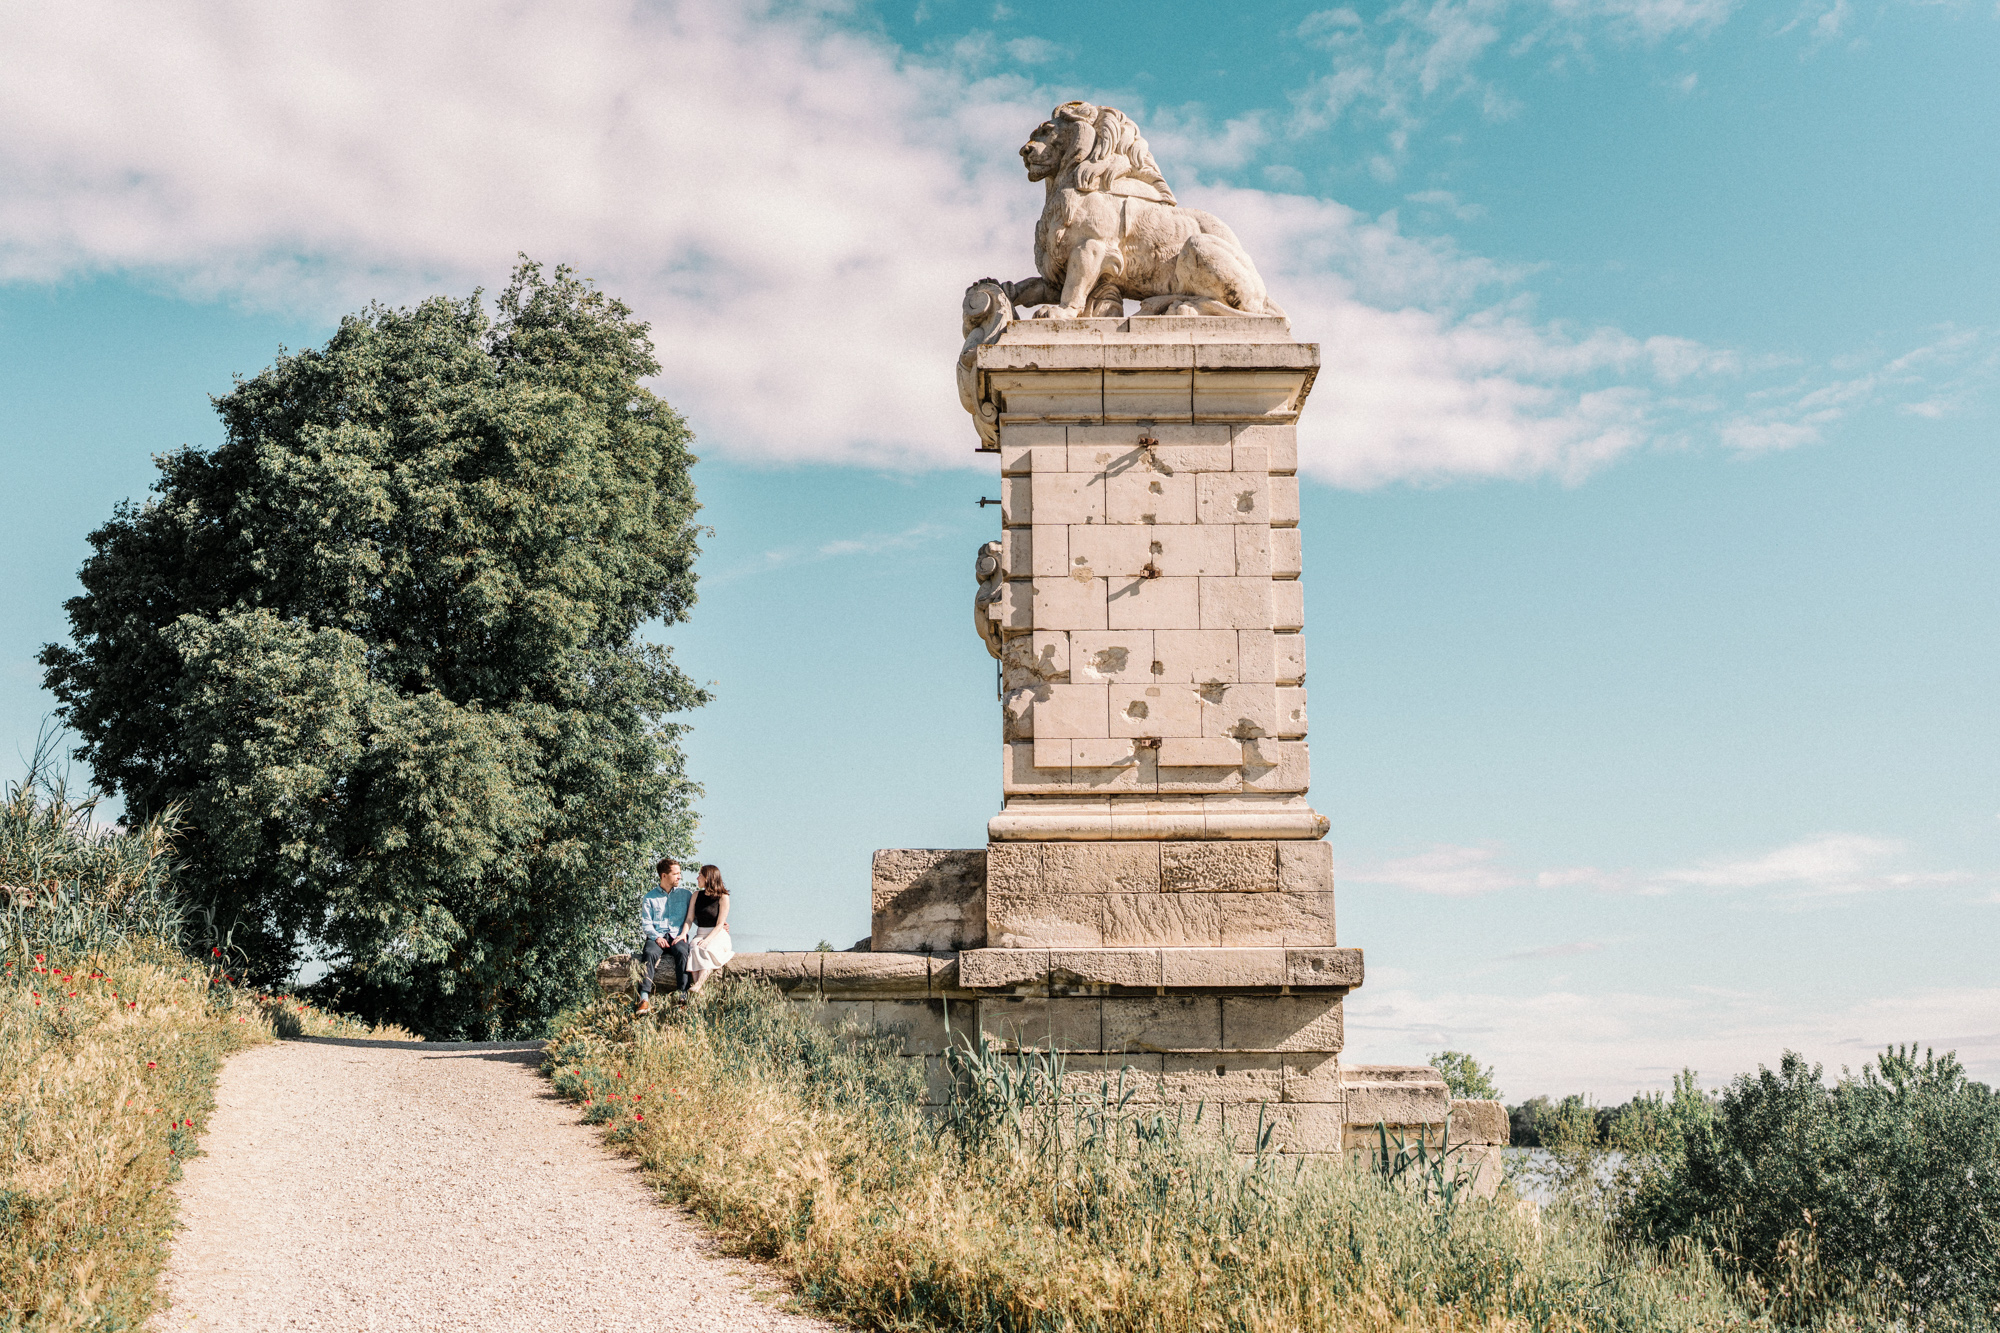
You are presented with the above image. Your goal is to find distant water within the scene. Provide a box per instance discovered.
[1502,1148,1627,1205]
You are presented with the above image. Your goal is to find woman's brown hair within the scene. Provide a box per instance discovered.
[697,864,728,895]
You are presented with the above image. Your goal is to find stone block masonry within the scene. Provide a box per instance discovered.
[975,315,1326,845]
[598,107,1508,1171]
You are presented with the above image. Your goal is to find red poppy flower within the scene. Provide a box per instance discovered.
[147,1061,157,1068]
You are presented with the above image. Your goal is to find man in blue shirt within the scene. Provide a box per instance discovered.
[635,856,693,1014]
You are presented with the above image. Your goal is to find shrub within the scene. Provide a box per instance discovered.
[1623,1048,2000,1325]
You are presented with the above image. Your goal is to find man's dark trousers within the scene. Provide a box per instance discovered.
[640,936,693,996]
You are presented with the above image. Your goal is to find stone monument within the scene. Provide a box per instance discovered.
[604,102,1505,1168]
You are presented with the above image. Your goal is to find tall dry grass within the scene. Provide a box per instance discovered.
[0,755,409,1332]
[544,983,1855,1333]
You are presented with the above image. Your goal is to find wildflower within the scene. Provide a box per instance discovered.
[211,947,221,958]
[34,954,42,963]
[147,1061,157,1069]
[635,1112,645,1122]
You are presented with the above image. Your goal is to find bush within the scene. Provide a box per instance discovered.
[1623,1048,2000,1325]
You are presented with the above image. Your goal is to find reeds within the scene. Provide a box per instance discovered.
[545,982,1823,1333]
[0,736,185,962]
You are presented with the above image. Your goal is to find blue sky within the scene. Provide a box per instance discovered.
[1,0,1995,1097]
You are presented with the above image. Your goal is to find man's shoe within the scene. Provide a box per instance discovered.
[633,998,652,1015]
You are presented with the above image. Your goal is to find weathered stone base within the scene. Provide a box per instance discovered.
[986,839,1335,949]
[596,947,1505,1169]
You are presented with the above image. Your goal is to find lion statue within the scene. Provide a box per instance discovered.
[990,102,1284,321]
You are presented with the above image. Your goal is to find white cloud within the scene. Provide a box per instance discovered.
[1350,832,1981,901]
[1405,188,1488,222]
[0,1,1980,490]
[1002,36,1062,64]
[1658,833,1975,898]
[1501,939,1607,960]
[1346,842,1526,896]
[1717,326,2000,449]
[1343,979,2000,1099]
[1290,0,1741,165]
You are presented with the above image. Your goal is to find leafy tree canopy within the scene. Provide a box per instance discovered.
[40,261,707,1038]
[1427,1049,1502,1101]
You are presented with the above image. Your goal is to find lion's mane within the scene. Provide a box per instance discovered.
[1049,101,1177,202]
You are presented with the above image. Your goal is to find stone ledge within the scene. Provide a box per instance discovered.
[596,951,968,1000]
[988,794,1329,842]
[598,946,1361,1000]
[958,946,1360,993]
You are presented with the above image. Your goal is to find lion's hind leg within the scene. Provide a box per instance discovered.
[1136,293,1237,316]
[1160,233,1275,316]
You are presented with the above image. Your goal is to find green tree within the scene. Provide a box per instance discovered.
[1427,1049,1502,1100]
[39,261,707,1038]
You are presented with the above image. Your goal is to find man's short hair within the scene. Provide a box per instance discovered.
[654,856,680,878]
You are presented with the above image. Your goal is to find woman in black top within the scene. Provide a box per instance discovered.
[682,864,734,992]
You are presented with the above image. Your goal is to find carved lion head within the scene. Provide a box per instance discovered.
[1020,102,1176,203]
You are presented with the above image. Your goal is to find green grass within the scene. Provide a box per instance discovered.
[542,982,1883,1333]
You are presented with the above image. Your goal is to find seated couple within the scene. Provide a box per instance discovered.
[634,856,734,1014]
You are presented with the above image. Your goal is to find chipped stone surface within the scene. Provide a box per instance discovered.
[1277,840,1334,897]
[980,996,1103,1051]
[1220,995,1344,1052]
[1287,948,1362,988]
[1161,841,1279,893]
[1159,947,1286,988]
[821,951,932,996]
[1450,1099,1511,1146]
[1216,890,1335,946]
[871,848,987,953]
[1103,995,1224,1052]
[987,884,1104,948]
[1102,892,1221,946]
[1044,841,1163,894]
[1050,948,1163,990]
[1161,1054,1287,1104]
[958,947,1053,990]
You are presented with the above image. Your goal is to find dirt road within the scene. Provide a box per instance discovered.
[156,1036,836,1333]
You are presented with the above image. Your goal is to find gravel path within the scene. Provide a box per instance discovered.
[156,1037,840,1332]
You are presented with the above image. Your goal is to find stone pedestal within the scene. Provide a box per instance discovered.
[598,315,1506,1166]
[972,314,1325,846]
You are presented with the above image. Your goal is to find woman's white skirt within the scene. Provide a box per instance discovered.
[689,925,734,972]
